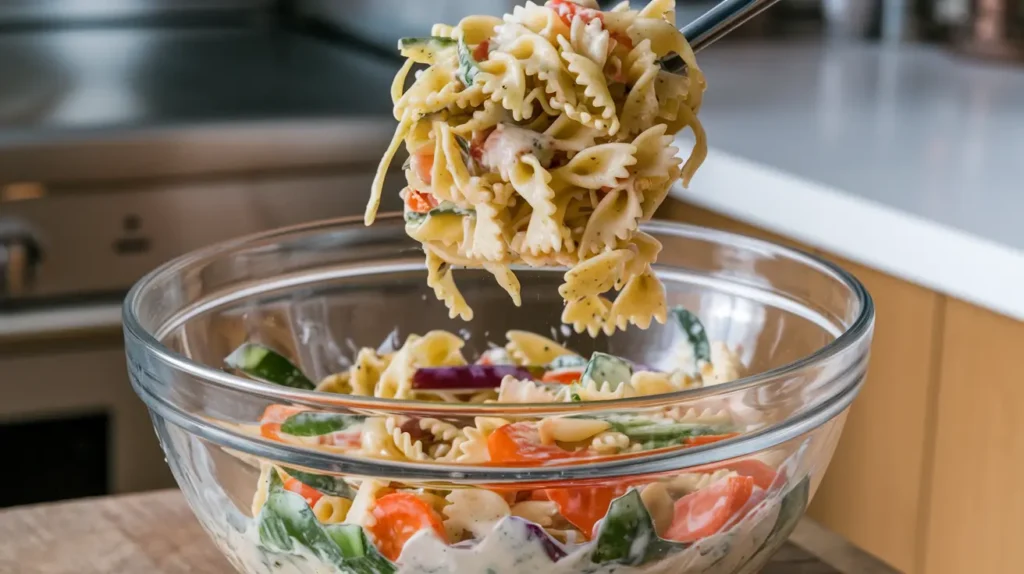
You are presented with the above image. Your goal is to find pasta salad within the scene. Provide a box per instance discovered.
[218,306,816,573]
[363,0,708,336]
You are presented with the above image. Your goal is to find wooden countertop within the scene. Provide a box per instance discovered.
[0,489,900,573]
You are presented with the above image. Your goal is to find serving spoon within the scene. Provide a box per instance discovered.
[661,0,782,72]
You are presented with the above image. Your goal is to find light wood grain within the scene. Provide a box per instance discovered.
[805,257,942,574]
[0,491,230,574]
[0,489,897,574]
[658,199,939,573]
[924,300,1024,574]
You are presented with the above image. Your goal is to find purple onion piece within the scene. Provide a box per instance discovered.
[515,517,568,562]
[412,365,545,390]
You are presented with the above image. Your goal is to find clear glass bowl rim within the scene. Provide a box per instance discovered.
[123,214,874,480]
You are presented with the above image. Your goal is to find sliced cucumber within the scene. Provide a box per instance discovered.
[225,343,315,390]
[591,489,689,566]
[404,201,474,225]
[456,37,481,87]
[582,352,633,387]
[548,354,587,370]
[671,306,711,366]
[280,412,361,437]
[280,466,356,499]
[257,469,396,574]
[398,36,456,64]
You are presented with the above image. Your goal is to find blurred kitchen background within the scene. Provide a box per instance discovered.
[0,1,1021,572]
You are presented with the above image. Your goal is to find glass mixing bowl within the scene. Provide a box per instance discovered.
[124,214,873,574]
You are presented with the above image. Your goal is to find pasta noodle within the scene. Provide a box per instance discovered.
[365,0,707,334]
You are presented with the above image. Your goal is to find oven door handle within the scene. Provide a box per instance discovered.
[0,303,123,341]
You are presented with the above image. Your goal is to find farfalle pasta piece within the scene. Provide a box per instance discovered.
[544,113,599,155]
[579,187,643,256]
[349,348,391,396]
[503,1,570,46]
[562,294,612,337]
[476,52,529,120]
[608,267,667,331]
[425,250,473,321]
[538,416,610,444]
[557,36,619,135]
[502,32,577,110]
[407,212,467,247]
[497,375,559,403]
[572,379,637,401]
[443,489,511,540]
[558,248,633,299]
[466,201,508,261]
[384,416,429,461]
[482,263,522,306]
[509,155,562,255]
[505,330,576,364]
[570,14,610,68]
[510,500,559,526]
[553,142,636,190]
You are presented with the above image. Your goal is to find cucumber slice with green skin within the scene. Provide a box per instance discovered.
[257,469,396,574]
[591,489,689,566]
[582,352,633,386]
[548,354,587,370]
[398,36,456,64]
[671,306,711,365]
[225,343,314,390]
[280,412,361,436]
[281,467,356,499]
[456,37,481,87]
[404,201,474,225]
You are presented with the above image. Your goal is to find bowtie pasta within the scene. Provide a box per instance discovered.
[225,307,818,574]
[364,0,707,336]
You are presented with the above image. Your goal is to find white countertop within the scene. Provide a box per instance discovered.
[672,41,1024,321]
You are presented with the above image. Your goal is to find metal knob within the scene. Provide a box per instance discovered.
[0,218,43,297]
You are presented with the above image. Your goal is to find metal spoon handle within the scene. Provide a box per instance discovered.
[662,0,781,72]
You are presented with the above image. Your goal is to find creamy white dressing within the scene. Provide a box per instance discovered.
[205,485,790,574]
[481,124,555,180]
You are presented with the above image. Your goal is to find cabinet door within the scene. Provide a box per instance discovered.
[925,300,1024,574]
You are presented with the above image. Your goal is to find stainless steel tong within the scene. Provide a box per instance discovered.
[661,0,781,72]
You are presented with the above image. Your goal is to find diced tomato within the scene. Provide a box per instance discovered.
[545,484,629,538]
[475,354,493,366]
[404,188,438,213]
[664,475,755,543]
[283,477,324,507]
[410,150,434,185]
[259,405,306,442]
[724,456,778,487]
[368,493,448,561]
[487,422,583,464]
[472,39,490,62]
[321,431,362,448]
[541,368,583,385]
[683,433,741,447]
[548,0,601,27]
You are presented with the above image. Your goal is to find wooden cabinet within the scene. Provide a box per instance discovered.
[657,198,1024,574]
[924,301,1024,574]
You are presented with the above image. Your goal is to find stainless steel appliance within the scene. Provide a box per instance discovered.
[0,2,403,506]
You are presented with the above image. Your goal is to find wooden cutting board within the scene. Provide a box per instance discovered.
[0,489,899,573]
